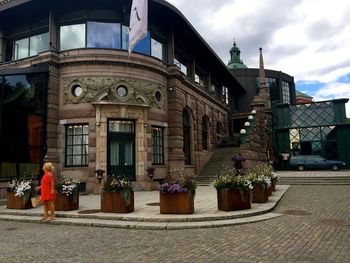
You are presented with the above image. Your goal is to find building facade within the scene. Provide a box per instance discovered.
[0,0,245,193]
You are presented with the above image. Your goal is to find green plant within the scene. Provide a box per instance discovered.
[160,169,197,196]
[7,178,34,205]
[213,166,253,201]
[102,175,133,206]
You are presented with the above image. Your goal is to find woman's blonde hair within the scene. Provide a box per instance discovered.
[43,162,54,172]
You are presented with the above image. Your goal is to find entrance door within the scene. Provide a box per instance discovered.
[107,120,135,181]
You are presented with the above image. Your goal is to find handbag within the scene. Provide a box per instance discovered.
[31,196,42,207]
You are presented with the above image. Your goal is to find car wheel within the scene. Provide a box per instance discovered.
[297,165,305,171]
[331,164,339,171]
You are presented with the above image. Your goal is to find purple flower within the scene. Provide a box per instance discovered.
[159,183,188,193]
[232,154,247,161]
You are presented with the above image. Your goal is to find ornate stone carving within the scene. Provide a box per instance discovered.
[63,77,165,108]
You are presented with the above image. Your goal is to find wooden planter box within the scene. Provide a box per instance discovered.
[7,192,33,209]
[271,183,276,192]
[217,189,251,211]
[101,191,134,213]
[267,186,273,196]
[160,192,194,214]
[252,186,268,203]
[55,192,79,211]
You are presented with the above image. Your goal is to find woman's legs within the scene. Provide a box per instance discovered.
[42,201,49,220]
[48,201,55,221]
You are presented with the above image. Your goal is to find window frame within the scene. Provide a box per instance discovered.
[151,126,164,165]
[65,124,89,167]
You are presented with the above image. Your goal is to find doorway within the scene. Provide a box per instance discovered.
[107,120,135,181]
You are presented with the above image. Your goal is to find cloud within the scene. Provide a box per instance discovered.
[165,0,350,116]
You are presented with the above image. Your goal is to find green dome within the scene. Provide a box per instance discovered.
[227,42,247,69]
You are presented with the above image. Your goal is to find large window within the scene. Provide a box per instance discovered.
[152,127,164,164]
[60,24,86,51]
[0,73,46,178]
[65,124,89,167]
[87,22,121,49]
[282,81,291,104]
[183,110,191,165]
[14,32,49,60]
[222,86,229,104]
[202,117,209,150]
[174,57,188,75]
[151,38,163,60]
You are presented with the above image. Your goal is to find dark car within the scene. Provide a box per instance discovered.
[289,155,346,171]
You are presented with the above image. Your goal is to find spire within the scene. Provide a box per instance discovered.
[258,47,268,101]
[227,40,247,69]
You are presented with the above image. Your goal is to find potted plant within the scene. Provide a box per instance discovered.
[101,175,134,213]
[271,171,278,191]
[146,167,156,180]
[55,176,80,211]
[7,178,34,209]
[213,167,253,211]
[158,169,196,214]
[232,154,247,175]
[246,163,274,203]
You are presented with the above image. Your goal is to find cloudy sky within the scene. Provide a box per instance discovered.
[166,0,350,116]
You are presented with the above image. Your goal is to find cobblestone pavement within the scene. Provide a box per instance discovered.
[1,185,349,263]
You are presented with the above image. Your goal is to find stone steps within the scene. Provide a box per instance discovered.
[278,176,350,185]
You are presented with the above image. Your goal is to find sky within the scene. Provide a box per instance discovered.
[166,0,350,117]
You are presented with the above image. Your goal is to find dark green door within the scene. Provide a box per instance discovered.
[107,120,135,181]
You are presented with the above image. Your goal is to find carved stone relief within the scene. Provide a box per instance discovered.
[63,77,165,109]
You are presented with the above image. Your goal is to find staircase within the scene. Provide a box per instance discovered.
[277,172,350,185]
[197,147,240,185]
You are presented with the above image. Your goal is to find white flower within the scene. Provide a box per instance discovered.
[248,115,254,120]
[271,172,278,179]
[251,110,256,114]
[244,122,250,127]
[14,180,31,197]
[240,129,246,134]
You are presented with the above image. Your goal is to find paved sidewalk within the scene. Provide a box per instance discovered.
[0,185,289,230]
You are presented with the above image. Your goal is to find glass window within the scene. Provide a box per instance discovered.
[202,117,209,150]
[60,24,86,51]
[87,22,121,49]
[282,81,290,104]
[29,33,49,56]
[152,126,164,164]
[122,25,129,50]
[222,86,229,104]
[133,31,150,55]
[65,124,89,167]
[174,57,187,75]
[151,38,163,60]
[14,38,29,60]
[109,120,134,133]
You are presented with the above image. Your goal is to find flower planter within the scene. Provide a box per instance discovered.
[7,192,33,209]
[252,186,268,203]
[217,189,251,211]
[271,183,276,192]
[55,192,79,211]
[101,191,134,213]
[267,186,273,196]
[159,192,194,214]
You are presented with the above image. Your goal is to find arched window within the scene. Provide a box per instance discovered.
[202,117,209,150]
[183,110,191,165]
[216,121,223,135]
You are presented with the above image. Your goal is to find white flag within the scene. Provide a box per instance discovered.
[128,0,148,55]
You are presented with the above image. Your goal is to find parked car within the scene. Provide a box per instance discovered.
[289,155,346,171]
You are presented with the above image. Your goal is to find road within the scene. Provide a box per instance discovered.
[1,185,349,263]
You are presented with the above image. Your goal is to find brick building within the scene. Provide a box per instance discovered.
[0,0,246,193]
